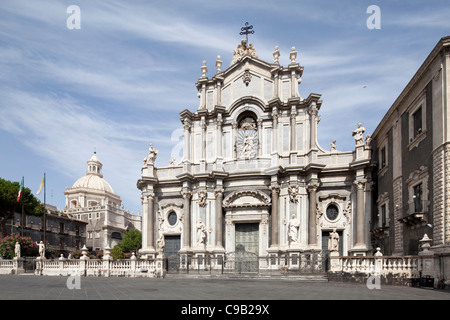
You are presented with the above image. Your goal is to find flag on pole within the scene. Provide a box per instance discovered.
[17,177,24,202]
[37,174,45,195]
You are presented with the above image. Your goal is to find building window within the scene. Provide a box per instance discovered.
[413,107,422,138]
[168,211,177,226]
[60,222,65,234]
[326,204,339,221]
[380,204,386,227]
[380,147,386,169]
[408,94,426,150]
[413,183,423,213]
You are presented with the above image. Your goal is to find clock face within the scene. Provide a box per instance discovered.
[236,128,258,159]
[326,204,339,221]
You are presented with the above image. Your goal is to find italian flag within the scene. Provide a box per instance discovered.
[17,177,23,202]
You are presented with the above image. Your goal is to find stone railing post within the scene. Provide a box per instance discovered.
[58,254,66,276]
[103,246,112,277]
[80,245,89,276]
[374,247,383,276]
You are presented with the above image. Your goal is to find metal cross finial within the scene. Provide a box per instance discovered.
[240,22,254,41]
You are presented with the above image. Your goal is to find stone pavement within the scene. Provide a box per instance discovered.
[1,274,449,300]
[0,274,448,317]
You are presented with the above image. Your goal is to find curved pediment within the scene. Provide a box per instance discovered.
[223,190,271,209]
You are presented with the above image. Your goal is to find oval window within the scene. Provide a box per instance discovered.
[326,204,339,221]
[168,212,177,226]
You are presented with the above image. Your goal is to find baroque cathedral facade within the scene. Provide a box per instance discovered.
[137,39,373,268]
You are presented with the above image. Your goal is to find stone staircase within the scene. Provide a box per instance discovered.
[165,272,328,282]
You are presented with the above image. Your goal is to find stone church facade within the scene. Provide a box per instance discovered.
[64,152,142,252]
[137,40,373,270]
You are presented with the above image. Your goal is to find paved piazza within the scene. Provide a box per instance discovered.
[1,274,449,300]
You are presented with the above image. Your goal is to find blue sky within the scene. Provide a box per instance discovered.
[0,0,449,215]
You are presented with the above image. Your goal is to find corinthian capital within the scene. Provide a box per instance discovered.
[307,182,319,192]
[354,178,367,190]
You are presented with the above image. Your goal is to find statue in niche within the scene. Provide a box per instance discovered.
[196,219,207,246]
[328,228,340,252]
[288,215,300,244]
[237,116,258,160]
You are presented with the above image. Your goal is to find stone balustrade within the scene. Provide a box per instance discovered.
[33,254,164,278]
[329,255,421,278]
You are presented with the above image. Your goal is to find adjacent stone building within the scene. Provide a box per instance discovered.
[370,36,450,256]
[137,39,374,271]
[64,152,142,252]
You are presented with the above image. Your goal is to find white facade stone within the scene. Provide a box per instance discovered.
[138,39,373,266]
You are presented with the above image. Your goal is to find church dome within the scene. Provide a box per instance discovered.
[70,152,115,194]
[71,174,115,194]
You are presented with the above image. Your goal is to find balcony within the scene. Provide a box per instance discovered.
[399,200,429,225]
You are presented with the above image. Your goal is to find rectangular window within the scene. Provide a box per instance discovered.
[381,204,386,227]
[413,183,423,212]
[413,107,422,138]
[380,147,386,169]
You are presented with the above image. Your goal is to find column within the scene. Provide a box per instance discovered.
[290,109,296,151]
[257,118,263,157]
[183,119,191,162]
[354,179,367,247]
[270,185,280,247]
[232,121,238,159]
[147,194,155,250]
[272,108,278,153]
[142,194,155,251]
[182,191,192,250]
[307,182,319,246]
[201,117,206,161]
[309,104,318,150]
[214,189,224,249]
[217,114,223,158]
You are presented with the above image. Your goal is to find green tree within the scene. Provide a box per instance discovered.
[120,229,142,253]
[0,178,45,238]
[110,244,124,259]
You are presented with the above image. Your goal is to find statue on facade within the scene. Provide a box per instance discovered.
[230,39,258,66]
[156,234,165,256]
[288,215,300,244]
[196,219,207,246]
[197,191,207,207]
[147,143,158,165]
[330,140,337,152]
[352,123,365,146]
[328,229,340,252]
[14,242,21,258]
[288,185,299,203]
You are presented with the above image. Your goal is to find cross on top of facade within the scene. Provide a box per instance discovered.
[240,22,254,41]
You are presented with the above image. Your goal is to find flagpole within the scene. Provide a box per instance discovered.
[21,176,24,236]
[44,173,46,246]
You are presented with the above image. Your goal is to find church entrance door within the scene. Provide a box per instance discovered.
[233,223,259,272]
[164,235,180,273]
[321,230,343,270]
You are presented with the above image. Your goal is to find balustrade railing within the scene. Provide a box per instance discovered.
[329,255,421,277]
